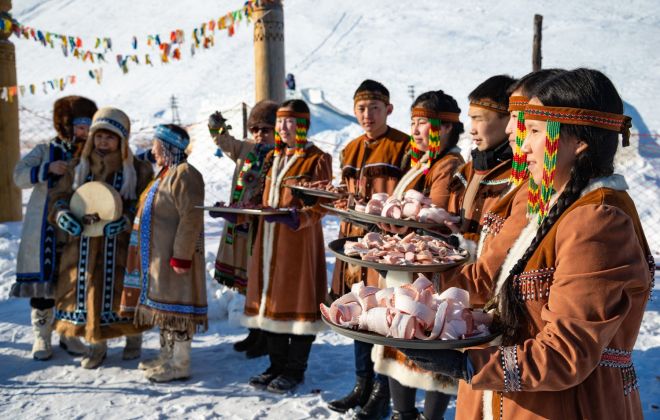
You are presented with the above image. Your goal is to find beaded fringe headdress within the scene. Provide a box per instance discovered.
[410,107,460,173]
[274,110,310,156]
[524,104,632,224]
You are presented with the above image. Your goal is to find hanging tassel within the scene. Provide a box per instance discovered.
[274,131,284,156]
[537,120,560,223]
[295,118,308,155]
[510,111,528,186]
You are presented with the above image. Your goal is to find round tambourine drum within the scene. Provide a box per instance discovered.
[70,181,123,237]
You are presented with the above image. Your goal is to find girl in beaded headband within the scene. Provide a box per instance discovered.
[409,90,464,173]
[274,100,310,157]
[498,68,632,339]
[505,69,566,216]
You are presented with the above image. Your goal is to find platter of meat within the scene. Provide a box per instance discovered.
[286,181,347,200]
[320,276,499,349]
[347,190,460,230]
[197,203,291,216]
[328,233,468,272]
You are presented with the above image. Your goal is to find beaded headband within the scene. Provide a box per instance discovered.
[154,124,189,150]
[275,109,309,156]
[508,96,529,112]
[524,104,632,147]
[411,107,461,123]
[470,99,509,114]
[353,91,390,105]
[276,109,310,120]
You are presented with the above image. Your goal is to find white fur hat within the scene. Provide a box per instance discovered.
[74,107,137,199]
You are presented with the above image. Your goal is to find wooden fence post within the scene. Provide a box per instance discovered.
[533,14,543,71]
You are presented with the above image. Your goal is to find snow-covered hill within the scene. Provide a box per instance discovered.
[2,0,659,418]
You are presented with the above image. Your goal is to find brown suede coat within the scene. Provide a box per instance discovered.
[448,159,512,242]
[49,151,153,342]
[331,127,409,295]
[133,163,207,334]
[243,144,332,335]
[447,180,652,420]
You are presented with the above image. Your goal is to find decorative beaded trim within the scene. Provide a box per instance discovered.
[500,345,522,392]
[599,347,639,396]
[453,172,468,188]
[480,178,510,186]
[648,254,656,301]
[514,267,555,301]
[481,211,506,237]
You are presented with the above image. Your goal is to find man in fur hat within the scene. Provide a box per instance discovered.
[11,96,97,360]
[208,100,278,359]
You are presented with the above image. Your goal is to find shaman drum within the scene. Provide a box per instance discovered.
[70,181,123,237]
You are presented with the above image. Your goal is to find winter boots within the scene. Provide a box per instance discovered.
[390,409,420,420]
[59,335,88,356]
[354,380,391,419]
[139,330,173,370]
[81,340,108,369]
[122,334,142,360]
[327,376,374,413]
[31,308,54,361]
[145,330,191,382]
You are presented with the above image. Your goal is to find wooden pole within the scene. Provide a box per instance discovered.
[0,0,22,222]
[533,14,543,71]
[242,102,248,138]
[253,0,285,104]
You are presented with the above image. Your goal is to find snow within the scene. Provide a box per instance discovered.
[2,0,660,418]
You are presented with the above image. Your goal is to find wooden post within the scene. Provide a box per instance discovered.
[242,102,248,138]
[0,0,22,222]
[253,0,285,103]
[533,14,543,71]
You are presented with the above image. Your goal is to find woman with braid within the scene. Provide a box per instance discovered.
[397,68,652,419]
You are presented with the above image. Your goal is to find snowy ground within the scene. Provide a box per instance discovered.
[2,0,660,418]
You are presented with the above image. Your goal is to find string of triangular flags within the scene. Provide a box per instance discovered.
[0,68,103,103]
[1,0,260,74]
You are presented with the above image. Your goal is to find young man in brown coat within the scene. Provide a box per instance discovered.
[447,75,517,255]
[328,80,408,419]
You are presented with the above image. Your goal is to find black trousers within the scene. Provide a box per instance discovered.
[389,376,451,420]
[266,332,315,380]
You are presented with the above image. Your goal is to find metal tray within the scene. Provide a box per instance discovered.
[320,203,375,225]
[345,208,447,230]
[198,206,291,216]
[322,316,499,349]
[286,184,347,200]
[327,236,467,273]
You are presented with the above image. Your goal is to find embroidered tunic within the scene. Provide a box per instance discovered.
[330,127,409,296]
[446,177,653,419]
[48,151,153,342]
[11,138,81,298]
[213,135,274,292]
[132,163,207,334]
[448,159,512,239]
[243,144,332,335]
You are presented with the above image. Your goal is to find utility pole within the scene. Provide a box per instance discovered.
[408,85,415,102]
[253,0,285,103]
[0,0,22,222]
[533,14,543,71]
[170,95,181,125]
